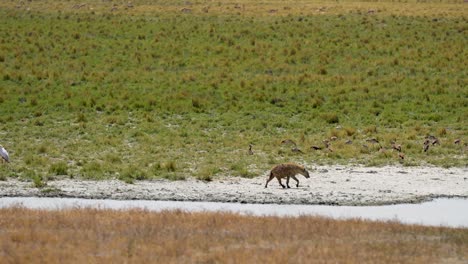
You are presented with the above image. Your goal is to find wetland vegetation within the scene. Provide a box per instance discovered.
[1,207,467,263]
[0,0,466,183]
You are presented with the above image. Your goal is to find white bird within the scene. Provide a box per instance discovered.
[0,145,9,163]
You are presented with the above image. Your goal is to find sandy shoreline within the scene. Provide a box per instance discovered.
[1,165,467,206]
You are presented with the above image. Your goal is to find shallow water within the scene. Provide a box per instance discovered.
[1,197,467,228]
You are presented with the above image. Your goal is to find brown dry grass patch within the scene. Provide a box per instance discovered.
[1,207,467,263]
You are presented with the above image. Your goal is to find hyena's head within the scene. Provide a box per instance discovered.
[301,167,310,178]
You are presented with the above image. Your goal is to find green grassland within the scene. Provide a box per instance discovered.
[0,0,466,183]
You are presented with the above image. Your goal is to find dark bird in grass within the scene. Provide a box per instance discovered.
[423,142,430,152]
[291,146,304,154]
[322,140,333,152]
[248,144,254,155]
[425,135,440,145]
[366,138,380,144]
[310,145,322,150]
[281,139,297,147]
[281,139,304,154]
[398,152,405,160]
[424,139,431,146]
[391,143,402,152]
[345,140,353,145]
[366,138,383,152]
[454,139,461,145]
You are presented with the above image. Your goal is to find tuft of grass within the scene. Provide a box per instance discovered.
[239,168,256,178]
[76,113,87,123]
[119,165,148,184]
[49,162,68,176]
[364,125,378,135]
[196,165,220,181]
[343,126,357,137]
[81,162,104,180]
[321,113,339,124]
[37,145,48,154]
[32,174,46,188]
[196,174,213,182]
[230,162,256,178]
[162,174,186,181]
[437,127,447,137]
[162,161,177,172]
[119,176,134,184]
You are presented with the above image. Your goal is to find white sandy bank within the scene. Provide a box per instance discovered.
[1,165,467,205]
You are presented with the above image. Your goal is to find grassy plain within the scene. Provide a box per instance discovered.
[1,207,467,263]
[0,0,466,182]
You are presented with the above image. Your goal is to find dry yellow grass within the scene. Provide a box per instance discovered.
[1,207,467,263]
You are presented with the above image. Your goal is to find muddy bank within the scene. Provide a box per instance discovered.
[1,165,467,205]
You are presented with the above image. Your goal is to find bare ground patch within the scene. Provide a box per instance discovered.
[1,165,467,205]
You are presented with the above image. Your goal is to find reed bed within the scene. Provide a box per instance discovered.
[1,207,467,263]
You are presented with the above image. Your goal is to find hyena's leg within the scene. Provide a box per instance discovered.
[277,177,286,188]
[286,176,291,188]
[265,173,275,188]
[291,175,300,187]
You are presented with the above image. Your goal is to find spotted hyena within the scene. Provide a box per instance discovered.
[265,163,310,188]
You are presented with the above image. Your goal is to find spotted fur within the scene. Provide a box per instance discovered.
[265,163,310,188]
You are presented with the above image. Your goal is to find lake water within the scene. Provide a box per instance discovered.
[1,197,467,228]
